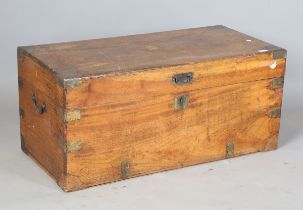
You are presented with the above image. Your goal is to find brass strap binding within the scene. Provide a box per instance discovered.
[121,161,131,180]
[226,142,234,158]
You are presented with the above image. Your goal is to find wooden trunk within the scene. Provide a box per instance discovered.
[17,25,286,192]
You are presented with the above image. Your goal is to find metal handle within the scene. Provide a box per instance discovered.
[32,93,46,114]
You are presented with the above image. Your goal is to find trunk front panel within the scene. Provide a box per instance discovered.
[63,54,285,191]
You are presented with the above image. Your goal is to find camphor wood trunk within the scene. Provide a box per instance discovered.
[17,25,287,191]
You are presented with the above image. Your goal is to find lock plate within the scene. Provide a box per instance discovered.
[174,94,188,110]
[172,72,193,85]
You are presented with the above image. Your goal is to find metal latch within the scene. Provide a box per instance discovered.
[172,72,193,85]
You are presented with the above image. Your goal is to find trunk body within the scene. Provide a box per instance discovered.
[18,25,286,191]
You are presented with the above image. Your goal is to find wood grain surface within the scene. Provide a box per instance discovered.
[20,25,284,80]
[62,54,285,191]
[18,51,66,184]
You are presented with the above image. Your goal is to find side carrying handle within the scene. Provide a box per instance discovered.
[32,93,46,114]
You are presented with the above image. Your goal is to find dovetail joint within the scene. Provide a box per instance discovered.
[121,161,131,180]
